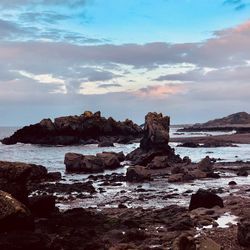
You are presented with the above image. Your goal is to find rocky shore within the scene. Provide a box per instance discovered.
[1,111,142,145]
[1,112,250,249]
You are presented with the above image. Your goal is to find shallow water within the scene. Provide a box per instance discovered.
[1,126,250,209]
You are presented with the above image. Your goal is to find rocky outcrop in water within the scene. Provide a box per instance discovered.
[126,112,182,166]
[1,111,142,145]
[64,151,124,173]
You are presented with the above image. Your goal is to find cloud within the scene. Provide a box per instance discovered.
[98,83,122,88]
[223,0,248,10]
[134,83,187,99]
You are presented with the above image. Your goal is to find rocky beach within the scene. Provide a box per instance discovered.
[0,111,250,249]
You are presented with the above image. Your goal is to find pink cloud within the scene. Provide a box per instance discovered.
[134,83,187,99]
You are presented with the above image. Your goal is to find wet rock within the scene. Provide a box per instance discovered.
[172,233,196,250]
[238,217,250,247]
[28,195,56,217]
[0,161,49,204]
[198,156,214,173]
[34,181,96,194]
[0,232,50,250]
[64,153,104,173]
[46,171,61,181]
[126,112,182,166]
[147,156,172,169]
[228,181,237,185]
[126,166,151,182]
[199,237,222,250]
[189,189,224,211]
[177,142,200,148]
[98,141,114,147]
[96,152,121,169]
[0,191,33,232]
[168,173,184,183]
[237,167,248,177]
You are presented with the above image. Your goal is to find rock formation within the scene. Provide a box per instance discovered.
[64,151,124,173]
[126,112,182,166]
[1,111,142,145]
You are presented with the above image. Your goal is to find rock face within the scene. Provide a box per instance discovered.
[238,218,250,247]
[65,152,123,173]
[0,191,33,232]
[1,111,142,145]
[0,161,48,204]
[126,112,182,166]
[140,112,170,151]
[189,189,224,211]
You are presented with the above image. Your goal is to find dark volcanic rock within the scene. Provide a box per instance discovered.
[98,141,114,147]
[140,112,170,151]
[238,217,250,247]
[0,161,49,204]
[65,151,123,173]
[64,153,104,173]
[237,167,248,177]
[189,189,224,211]
[1,111,142,145]
[126,112,183,167]
[28,195,56,217]
[0,191,33,232]
[126,166,151,182]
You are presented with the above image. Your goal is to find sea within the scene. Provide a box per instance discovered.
[1,126,250,209]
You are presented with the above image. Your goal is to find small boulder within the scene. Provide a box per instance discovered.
[147,156,172,169]
[198,156,213,172]
[28,195,56,217]
[237,167,248,177]
[126,166,151,182]
[228,181,237,186]
[189,189,224,211]
[238,217,250,247]
[0,191,33,232]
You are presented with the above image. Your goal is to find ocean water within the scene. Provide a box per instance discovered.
[0,127,248,176]
[1,126,250,209]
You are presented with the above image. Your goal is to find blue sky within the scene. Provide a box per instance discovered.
[1,0,250,125]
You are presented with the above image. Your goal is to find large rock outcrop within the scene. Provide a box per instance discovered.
[126,112,182,166]
[1,111,142,145]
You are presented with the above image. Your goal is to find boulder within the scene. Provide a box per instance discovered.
[28,195,56,217]
[0,161,48,203]
[237,167,248,177]
[126,166,151,182]
[177,142,199,148]
[64,153,104,173]
[238,217,250,247]
[96,152,121,169]
[189,189,224,211]
[147,156,172,169]
[0,191,33,232]
[199,237,222,250]
[198,156,213,172]
[172,233,196,250]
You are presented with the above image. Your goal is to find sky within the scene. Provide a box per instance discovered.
[1,0,250,125]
